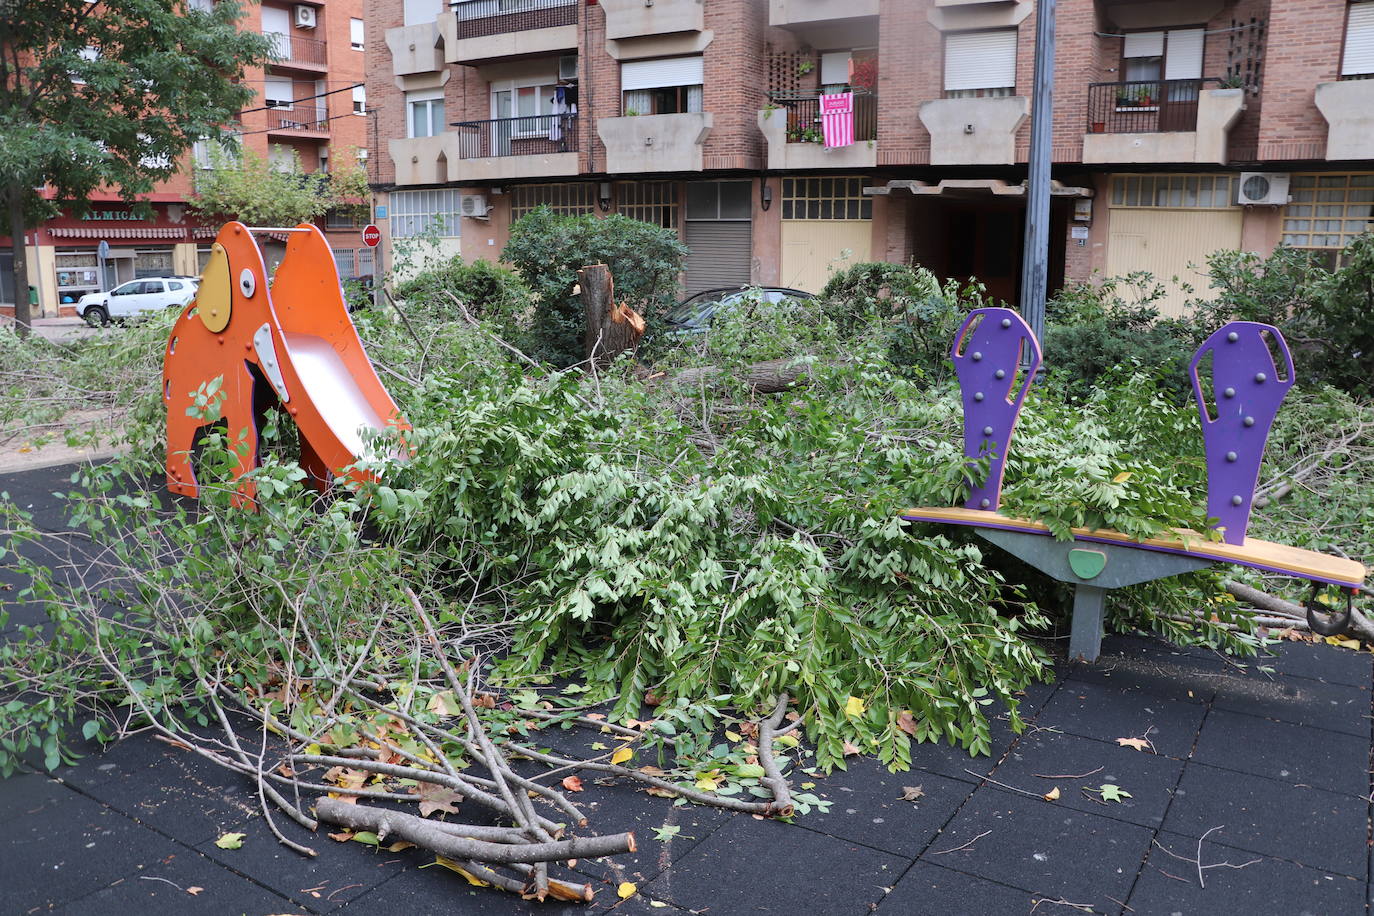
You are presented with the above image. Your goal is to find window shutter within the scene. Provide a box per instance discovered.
[265,76,293,106]
[1343,2,1374,76]
[1164,28,1204,80]
[621,56,704,92]
[1123,30,1165,58]
[944,31,1018,91]
[820,51,851,86]
[350,18,365,48]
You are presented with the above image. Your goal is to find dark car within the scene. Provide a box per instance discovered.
[662,286,815,336]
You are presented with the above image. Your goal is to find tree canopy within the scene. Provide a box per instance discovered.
[189,145,372,228]
[0,0,273,329]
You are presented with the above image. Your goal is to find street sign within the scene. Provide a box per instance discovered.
[97,240,110,259]
[361,224,381,248]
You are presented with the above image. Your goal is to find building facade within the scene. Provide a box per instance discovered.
[2,0,371,319]
[369,0,1374,316]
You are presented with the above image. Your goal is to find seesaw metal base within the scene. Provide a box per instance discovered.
[974,528,1213,662]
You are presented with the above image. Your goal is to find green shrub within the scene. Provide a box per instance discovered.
[391,256,533,328]
[502,208,688,366]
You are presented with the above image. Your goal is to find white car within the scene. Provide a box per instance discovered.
[78,276,200,326]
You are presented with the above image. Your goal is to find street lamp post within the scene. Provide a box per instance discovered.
[1018,0,1056,346]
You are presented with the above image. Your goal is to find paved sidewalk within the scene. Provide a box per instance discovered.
[3,464,1371,915]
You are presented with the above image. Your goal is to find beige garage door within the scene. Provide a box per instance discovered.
[779,220,873,294]
[1105,208,1243,318]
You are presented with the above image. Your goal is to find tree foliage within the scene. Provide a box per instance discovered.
[189,146,369,228]
[501,208,688,366]
[0,0,273,329]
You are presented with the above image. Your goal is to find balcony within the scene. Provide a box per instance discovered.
[265,33,328,71]
[758,92,877,170]
[600,0,704,40]
[388,135,452,186]
[386,22,445,76]
[1315,78,1374,160]
[770,0,879,26]
[266,109,331,139]
[919,95,1029,165]
[450,115,580,181]
[596,112,713,174]
[1083,79,1243,164]
[439,0,578,64]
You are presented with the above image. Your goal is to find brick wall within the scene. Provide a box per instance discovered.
[1257,0,1344,160]
[877,0,938,165]
[367,0,405,186]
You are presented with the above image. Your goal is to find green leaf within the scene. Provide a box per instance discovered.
[1098,784,1132,803]
[215,832,246,850]
[651,824,682,842]
[351,831,381,846]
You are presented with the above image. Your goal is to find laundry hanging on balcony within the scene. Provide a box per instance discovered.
[550,85,571,143]
[820,92,854,148]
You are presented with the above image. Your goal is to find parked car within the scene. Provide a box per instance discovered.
[661,286,815,336]
[78,276,200,326]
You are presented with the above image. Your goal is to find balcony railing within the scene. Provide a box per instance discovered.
[1087,78,1218,134]
[451,0,577,39]
[452,114,579,158]
[267,109,330,134]
[767,90,877,143]
[265,32,328,68]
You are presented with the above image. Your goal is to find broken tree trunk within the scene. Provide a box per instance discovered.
[579,264,645,365]
[667,358,812,394]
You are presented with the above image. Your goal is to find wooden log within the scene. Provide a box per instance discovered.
[578,264,644,364]
[668,357,811,394]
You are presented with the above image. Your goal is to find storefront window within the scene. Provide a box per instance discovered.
[135,248,174,278]
[55,251,100,303]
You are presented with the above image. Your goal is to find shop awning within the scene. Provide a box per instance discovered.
[48,227,186,239]
[864,179,1093,199]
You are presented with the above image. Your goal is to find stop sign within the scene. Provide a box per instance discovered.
[361,224,381,248]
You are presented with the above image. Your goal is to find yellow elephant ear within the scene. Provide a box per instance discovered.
[197,243,232,333]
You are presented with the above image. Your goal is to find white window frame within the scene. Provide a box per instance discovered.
[352,85,367,115]
[943,30,1018,96]
[1343,1,1374,77]
[390,189,462,238]
[491,72,559,137]
[265,75,295,110]
[406,90,445,138]
[350,18,365,51]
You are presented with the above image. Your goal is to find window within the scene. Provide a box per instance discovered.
[621,56,704,115]
[1121,28,1204,88]
[943,30,1017,98]
[358,247,375,277]
[1343,2,1374,78]
[491,75,561,135]
[352,85,367,115]
[269,144,296,173]
[188,0,213,10]
[685,181,752,221]
[390,189,462,238]
[169,280,185,291]
[1282,173,1374,266]
[407,90,445,138]
[70,45,99,84]
[265,76,294,109]
[134,250,173,278]
[780,176,873,220]
[350,18,365,51]
[1109,174,1236,208]
[193,135,240,169]
[510,183,596,220]
[261,6,292,58]
[616,181,678,229]
[326,209,358,229]
[334,248,356,279]
[319,148,330,172]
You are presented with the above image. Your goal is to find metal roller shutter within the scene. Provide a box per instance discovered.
[1343,2,1374,76]
[684,221,752,295]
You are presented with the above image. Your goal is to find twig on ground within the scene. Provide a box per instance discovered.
[931,829,991,855]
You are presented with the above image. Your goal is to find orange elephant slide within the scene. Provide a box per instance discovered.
[163,221,404,499]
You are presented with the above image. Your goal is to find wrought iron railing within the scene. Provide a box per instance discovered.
[451,0,578,39]
[265,33,328,68]
[1087,78,1218,134]
[767,90,877,144]
[451,114,579,159]
[266,110,330,133]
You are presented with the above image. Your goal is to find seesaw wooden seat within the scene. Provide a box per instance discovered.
[901,507,1366,590]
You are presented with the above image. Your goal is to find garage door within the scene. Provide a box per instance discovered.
[684,221,753,295]
[780,221,873,293]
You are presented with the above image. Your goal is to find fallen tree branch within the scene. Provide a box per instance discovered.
[665,357,813,395]
[757,693,794,817]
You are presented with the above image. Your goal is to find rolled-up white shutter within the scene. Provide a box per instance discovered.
[1123,31,1165,58]
[622,56,705,91]
[944,30,1018,91]
[1343,2,1374,76]
[820,51,851,86]
[1164,28,1204,80]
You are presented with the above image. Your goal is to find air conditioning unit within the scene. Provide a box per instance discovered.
[1237,172,1290,206]
[294,5,316,28]
[460,194,490,219]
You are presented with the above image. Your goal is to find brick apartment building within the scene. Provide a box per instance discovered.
[2,0,370,319]
[368,0,1374,316]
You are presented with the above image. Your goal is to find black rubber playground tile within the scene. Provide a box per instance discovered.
[1130,829,1366,916]
[875,861,1040,915]
[0,770,74,821]
[52,847,304,916]
[797,757,974,858]
[991,729,1184,829]
[1065,654,1223,705]
[642,813,909,915]
[2,791,187,913]
[917,788,1151,908]
[195,814,407,911]
[1162,763,1368,878]
[1253,640,1373,689]
[1192,707,1371,797]
[1035,679,1207,759]
[1211,670,1372,737]
[906,717,1021,783]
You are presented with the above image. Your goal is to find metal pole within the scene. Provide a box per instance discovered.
[1018,0,1056,344]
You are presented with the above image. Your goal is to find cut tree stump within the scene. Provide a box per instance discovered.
[579,263,644,365]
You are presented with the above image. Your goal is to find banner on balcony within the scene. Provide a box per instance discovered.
[820,92,854,148]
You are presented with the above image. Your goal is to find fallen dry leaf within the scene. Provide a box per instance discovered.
[645,786,678,798]
[644,690,662,706]
[1116,737,1151,753]
[1043,786,1061,802]
[895,710,917,737]
[899,785,925,802]
[186,887,203,896]
[738,721,759,740]
[561,775,585,792]
[435,856,490,887]
[584,712,607,721]
[417,784,463,817]
[841,739,861,757]
[618,882,637,899]
[474,693,497,709]
[610,746,634,766]
[327,831,354,843]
